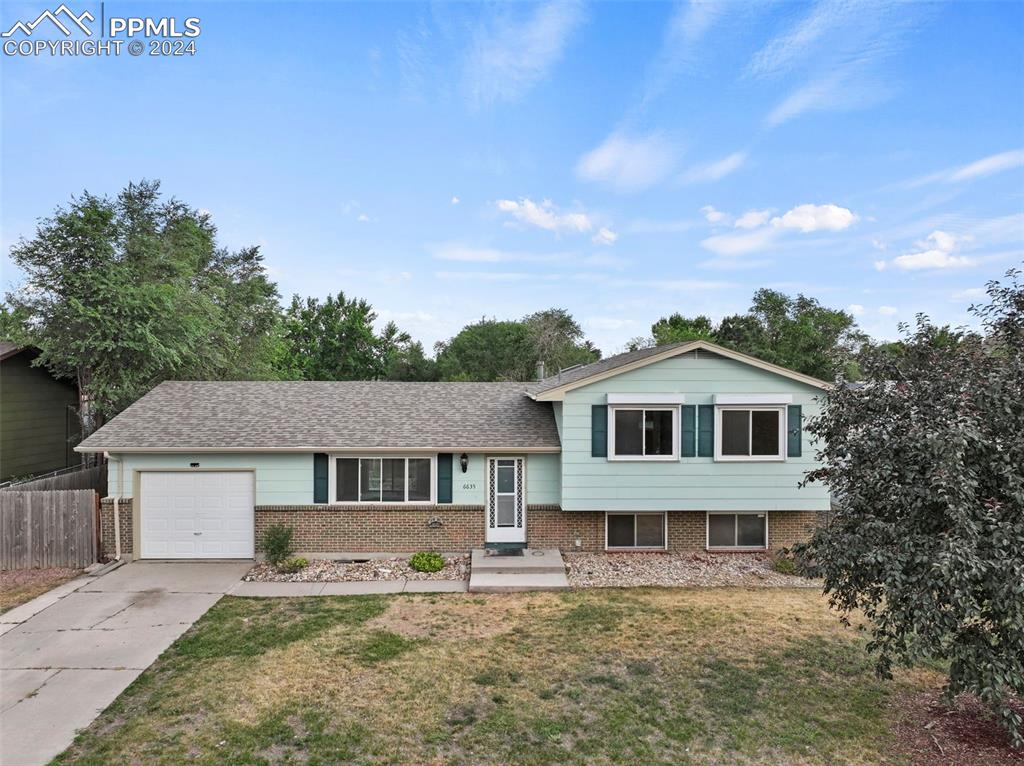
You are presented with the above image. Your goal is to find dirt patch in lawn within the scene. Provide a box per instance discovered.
[366,593,536,640]
[893,690,1024,765]
[0,567,82,613]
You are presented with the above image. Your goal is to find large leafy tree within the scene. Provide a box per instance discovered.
[280,292,390,380]
[800,269,1024,746]
[434,309,599,382]
[6,180,284,427]
[435,319,535,381]
[645,289,864,380]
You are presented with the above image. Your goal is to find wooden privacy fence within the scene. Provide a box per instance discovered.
[1,464,107,494]
[0,490,98,570]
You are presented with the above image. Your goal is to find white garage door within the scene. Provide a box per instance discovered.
[140,471,254,559]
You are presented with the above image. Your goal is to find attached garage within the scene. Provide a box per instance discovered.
[138,471,254,559]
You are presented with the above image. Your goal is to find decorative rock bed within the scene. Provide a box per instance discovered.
[565,552,819,589]
[243,555,470,583]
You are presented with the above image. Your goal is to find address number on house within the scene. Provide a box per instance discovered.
[461,483,477,490]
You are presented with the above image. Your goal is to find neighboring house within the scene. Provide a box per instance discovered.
[75,341,831,560]
[1,343,81,482]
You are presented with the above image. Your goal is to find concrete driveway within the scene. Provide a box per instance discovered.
[0,561,251,766]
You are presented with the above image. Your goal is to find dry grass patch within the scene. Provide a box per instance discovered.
[0,567,81,613]
[54,588,955,766]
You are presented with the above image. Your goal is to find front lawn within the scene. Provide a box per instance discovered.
[53,589,957,765]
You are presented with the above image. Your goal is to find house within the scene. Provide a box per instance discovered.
[74,340,831,560]
[1,343,81,482]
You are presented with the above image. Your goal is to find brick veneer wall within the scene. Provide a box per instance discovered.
[99,499,818,558]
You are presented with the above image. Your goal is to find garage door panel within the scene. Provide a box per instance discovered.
[140,472,254,559]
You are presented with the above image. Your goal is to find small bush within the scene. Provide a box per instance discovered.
[771,555,798,575]
[262,524,294,567]
[276,556,309,574]
[409,551,445,573]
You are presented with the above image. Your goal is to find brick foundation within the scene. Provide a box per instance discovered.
[99,499,818,558]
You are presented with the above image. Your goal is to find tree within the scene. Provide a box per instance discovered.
[651,313,717,345]
[799,269,1024,746]
[5,180,285,428]
[435,319,535,381]
[646,290,865,380]
[379,322,438,381]
[523,308,600,375]
[280,292,388,380]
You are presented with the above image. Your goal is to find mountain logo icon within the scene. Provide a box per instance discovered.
[2,4,94,38]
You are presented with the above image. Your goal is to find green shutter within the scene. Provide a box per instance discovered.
[680,405,696,457]
[697,405,714,457]
[787,405,802,458]
[591,405,608,457]
[313,453,329,503]
[437,453,453,503]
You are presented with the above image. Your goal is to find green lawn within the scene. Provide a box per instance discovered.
[53,588,942,765]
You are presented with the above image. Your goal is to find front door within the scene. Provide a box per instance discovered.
[485,457,526,544]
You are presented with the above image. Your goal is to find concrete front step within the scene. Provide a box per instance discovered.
[470,548,565,575]
[468,571,570,593]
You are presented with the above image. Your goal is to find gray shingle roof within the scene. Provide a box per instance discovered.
[77,381,560,452]
[534,342,689,394]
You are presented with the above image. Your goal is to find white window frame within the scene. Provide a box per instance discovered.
[705,511,769,550]
[714,406,786,462]
[604,511,668,551]
[328,454,437,505]
[607,406,680,462]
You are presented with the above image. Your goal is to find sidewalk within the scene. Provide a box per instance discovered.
[229,579,468,596]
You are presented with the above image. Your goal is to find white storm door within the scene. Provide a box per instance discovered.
[140,471,254,559]
[486,457,526,544]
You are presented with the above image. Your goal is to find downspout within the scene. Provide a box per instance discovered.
[109,452,123,561]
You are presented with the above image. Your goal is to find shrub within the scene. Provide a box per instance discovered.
[262,524,294,568]
[276,556,308,574]
[770,553,797,576]
[409,551,445,573]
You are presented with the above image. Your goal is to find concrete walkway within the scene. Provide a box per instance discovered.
[468,548,570,592]
[229,579,468,596]
[0,561,251,766]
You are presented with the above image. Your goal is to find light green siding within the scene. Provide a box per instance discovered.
[109,451,560,507]
[560,349,830,512]
[527,452,561,505]
[107,453,313,505]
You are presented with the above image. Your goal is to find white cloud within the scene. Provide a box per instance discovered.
[771,203,857,233]
[463,0,585,107]
[701,227,780,256]
[700,205,728,224]
[495,197,593,234]
[451,196,460,205]
[576,131,678,192]
[874,260,887,271]
[889,230,975,271]
[907,149,1024,187]
[734,209,772,230]
[591,227,618,246]
[765,68,892,127]
[357,213,371,223]
[747,0,864,79]
[847,304,865,316]
[680,151,747,184]
[948,149,1024,182]
[878,305,898,316]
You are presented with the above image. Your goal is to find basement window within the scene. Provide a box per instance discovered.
[706,512,767,549]
[605,512,667,550]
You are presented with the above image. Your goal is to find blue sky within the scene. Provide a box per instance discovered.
[2,1,1022,354]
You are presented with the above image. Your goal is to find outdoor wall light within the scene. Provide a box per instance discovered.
[459,453,469,473]
[190,463,200,468]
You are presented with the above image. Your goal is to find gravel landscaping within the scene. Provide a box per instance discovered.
[565,551,820,588]
[0,567,83,613]
[243,555,470,583]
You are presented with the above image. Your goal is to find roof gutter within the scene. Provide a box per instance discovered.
[76,445,563,454]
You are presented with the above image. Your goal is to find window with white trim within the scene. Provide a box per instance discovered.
[606,512,667,549]
[707,512,767,549]
[715,407,784,461]
[609,407,677,460]
[333,457,434,503]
